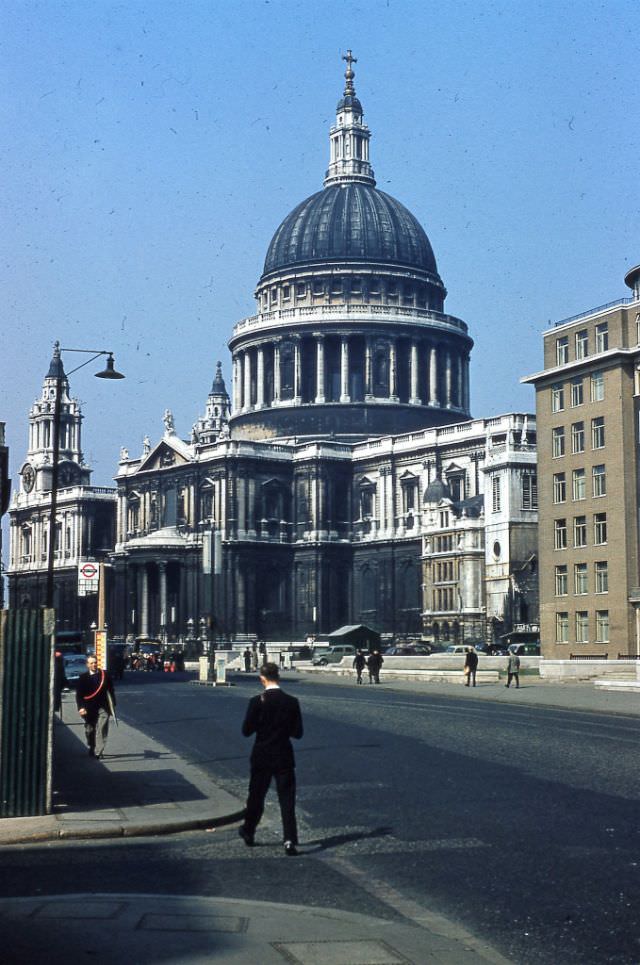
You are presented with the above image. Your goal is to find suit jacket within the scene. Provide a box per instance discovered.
[465,651,479,671]
[242,686,303,770]
[76,670,116,720]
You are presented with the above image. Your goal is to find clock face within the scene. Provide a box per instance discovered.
[59,464,77,487]
[22,464,35,493]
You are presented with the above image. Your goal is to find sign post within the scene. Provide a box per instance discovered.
[95,630,107,670]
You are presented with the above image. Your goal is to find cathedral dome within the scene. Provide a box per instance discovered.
[262,183,438,279]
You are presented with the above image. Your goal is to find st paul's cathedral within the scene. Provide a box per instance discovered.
[8,54,539,648]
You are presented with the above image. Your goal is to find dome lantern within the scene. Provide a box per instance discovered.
[324,50,375,188]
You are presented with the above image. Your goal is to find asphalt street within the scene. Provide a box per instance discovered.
[1,672,639,964]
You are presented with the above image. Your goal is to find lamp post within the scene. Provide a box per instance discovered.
[45,342,125,612]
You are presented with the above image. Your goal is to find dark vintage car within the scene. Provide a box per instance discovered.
[384,644,432,656]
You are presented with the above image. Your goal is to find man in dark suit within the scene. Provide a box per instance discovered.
[76,654,116,758]
[239,662,303,856]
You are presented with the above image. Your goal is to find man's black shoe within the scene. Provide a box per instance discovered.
[284,841,298,856]
[238,827,255,847]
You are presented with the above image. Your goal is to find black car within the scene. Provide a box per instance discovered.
[384,644,432,656]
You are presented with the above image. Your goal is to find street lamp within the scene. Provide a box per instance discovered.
[45,342,125,611]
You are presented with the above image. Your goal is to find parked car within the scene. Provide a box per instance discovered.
[384,644,432,656]
[62,653,88,686]
[311,645,356,666]
[444,644,474,655]
[508,642,541,656]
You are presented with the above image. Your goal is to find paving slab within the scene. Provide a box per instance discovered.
[0,893,510,965]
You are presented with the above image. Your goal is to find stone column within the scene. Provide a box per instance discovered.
[409,340,420,404]
[247,477,257,538]
[445,350,453,408]
[429,345,439,406]
[340,336,350,403]
[293,340,302,403]
[273,342,281,404]
[315,336,326,403]
[243,351,252,410]
[389,339,398,400]
[256,347,265,408]
[365,337,373,398]
[237,475,247,537]
[233,355,242,411]
[140,564,149,637]
[159,561,168,636]
[456,354,463,409]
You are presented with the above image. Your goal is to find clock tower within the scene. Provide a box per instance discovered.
[19,342,91,495]
[7,344,116,635]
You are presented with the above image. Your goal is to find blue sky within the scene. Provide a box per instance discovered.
[2,0,639,489]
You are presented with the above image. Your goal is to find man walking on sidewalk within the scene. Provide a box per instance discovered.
[76,655,117,758]
[239,662,303,856]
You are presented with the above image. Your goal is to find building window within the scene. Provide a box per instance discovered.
[402,480,418,513]
[595,323,608,353]
[594,512,607,545]
[556,336,569,365]
[571,422,585,454]
[554,518,568,550]
[596,610,610,643]
[555,565,568,596]
[551,383,565,412]
[552,427,565,458]
[575,611,589,643]
[573,515,587,548]
[282,285,291,300]
[439,510,450,528]
[553,472,566,503]
[296,282,306,297]
[572,468,586,501]
[595,561,608,594]
[590,371,604,402]
[575,329,588,359]
[592,464,606,497]
[556,612,569,642]
[592,416,605,449]
[570,378,584,407]
[492,476,501,513]
[574,562,588,595]
[521,472,538,510]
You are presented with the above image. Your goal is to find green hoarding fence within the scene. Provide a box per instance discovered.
[0,608,54,817]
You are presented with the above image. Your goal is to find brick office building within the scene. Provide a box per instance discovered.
[523,264,640,657]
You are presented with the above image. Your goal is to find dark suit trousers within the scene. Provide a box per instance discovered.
[244,765,298,843]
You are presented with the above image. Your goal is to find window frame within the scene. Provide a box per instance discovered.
[573,515,587,548]
[592,416,605,449]
[595,561,608,594]
[594,512,607,545]
[572,468,586,501]
[553,472,566,504]
[570,378,584,407]
[571,421,585,454]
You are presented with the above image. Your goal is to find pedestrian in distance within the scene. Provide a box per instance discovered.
[243,647,252,672]
[464,647,479,687]
[76,654,117,759]
[353,649,366,684]
[367,649,383,684]
[505,651,521,689]
[239,662,303,856]
[251,642,259,671]
[53,651,68,718]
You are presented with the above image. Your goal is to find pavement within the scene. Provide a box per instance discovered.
[0,691,245,847]
[1,674,638,965]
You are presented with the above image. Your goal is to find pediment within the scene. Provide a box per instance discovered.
[137,438,192,473]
